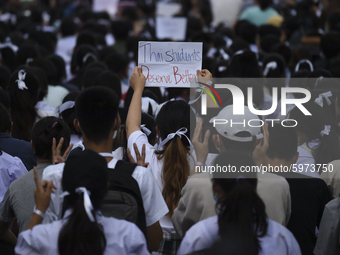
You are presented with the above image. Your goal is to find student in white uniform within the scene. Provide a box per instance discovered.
[177,151,301,255]
[42,87,167,252]
[126,67,197,253]
[15,149,150,255]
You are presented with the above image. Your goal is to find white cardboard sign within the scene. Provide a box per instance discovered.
[156,17,187,41]
[138,41,203,87]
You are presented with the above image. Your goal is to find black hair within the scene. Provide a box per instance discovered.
[0,45,17,72]
[267,124,298,161]
[141,112,157,145]
[258,0,272,10]
[258,25,281,39]
[213,151,267,255]
[81,67,103,90]
[262,53,286,78]
[47,55,66,84]
[0,65,11,90]
[239,21,258,44]
[226,50,262,78]
[29,57,58,85]
[229,39,250,53]
[76,32,96,48]
[59,149,108,255]
[155,100,196,216]
[0,88,10,110]
[0,103,11,133]
[111,20,133,41]
[104,53,129,78]
[327,12,340,33]
[75,87,119,144]
[32,117,70,160]
[60,92,81,136]
[16,43,40,66]
[220,134,257,155]
[60,17,77,37]
[71,45,98,75]
[91,71,122,101]
[289,101,340,165]
[8,68,40,141]
[320,32,340,59]
[270,43,292,65]
[260,35,281,53]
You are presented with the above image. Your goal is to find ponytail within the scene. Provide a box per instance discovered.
[215,178,267,255]
[160,136,190,216]
[58,197,106,255]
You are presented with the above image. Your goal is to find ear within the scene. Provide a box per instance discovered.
[74,119,81,133]
[155,125,161,139]
[212,180,220,198]
[114,113,121,131]
[293,151,299,164]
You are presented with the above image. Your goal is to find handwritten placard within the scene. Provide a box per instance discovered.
[156,17,187,41]
[138,41,202,87]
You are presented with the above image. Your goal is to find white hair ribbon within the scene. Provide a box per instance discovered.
[0,37,18,52]
[141,124,152,136]
[16,70,28,90]
[320,125,331,137]
[314,91,332,107]
[218,66,227,72]
[82,53,97,64]
[141,97,159,116]
[295,59,314,72]
[219,49,230,61]
[234,50,244,56]
[59,101,75,114]
[263,61,278,77]
[315,76,324,88]
[206,47,217,58]
[158,127,192,149]
[75,187,95,222]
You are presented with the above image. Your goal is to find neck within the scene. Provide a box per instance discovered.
[37,158,51,165]
[83,138,113,163]
[264,157,292,171]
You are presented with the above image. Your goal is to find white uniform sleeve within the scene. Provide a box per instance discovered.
[8,157,27,184]
[15,228,44,255]
[42,164,65,223]
[127,222,151,255]
[127,130,154,163]
[133,166,169,226]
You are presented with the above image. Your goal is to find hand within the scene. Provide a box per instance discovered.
[52,138,73,165]
[192,118,210,163]
[127,143,149,168]
[129,66,146,92]
[197,69,213,79]
[252,123,269,167]
[33,166,56,213]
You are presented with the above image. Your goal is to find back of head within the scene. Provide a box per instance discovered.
[320,32,340,59]
[260,35,280,53]
[29,57,58,85]
[262,53,286,78]
[91,71,122,101]
[60,92,80,135]
[0,103,11,133]
[32,117,70,161]
[81,67,103,90]
[327,12,340,33]
[0,65,11,90]
[289,101,340,164]
[258,0,273,10]
[16,43,40,66]
[270,43,292,65]
[8,68,41,141]
[104,53,129,76]
[59,149,108,255]
[258,25,281,39]
[213,151,267,255]
[156,100,195,216]
[0,88,10,110]
[60,17,77,37]
[267,124,298,162]
[111,20,133,41]
[226,50,262,78]
[76,87,119,144]
[239,21,258,44]
[71,44,98,75]
[76,32,96,48]
[47,55,66,84]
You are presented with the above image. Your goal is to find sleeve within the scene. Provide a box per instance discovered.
[8,157,27,184]
[284,180,291,226]
[314,205,339,255]
[129,223,151,255]
[0,188,15,223]
[42,165,64,223]
[137,167,168,226]
[127,130,154,163]
[15,229,41,255]
[286,230,302,255]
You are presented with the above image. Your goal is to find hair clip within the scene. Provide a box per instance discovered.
[263,61,277,76]
[50,122,58,130]
[82,53,97,64]
[16,70,28,90]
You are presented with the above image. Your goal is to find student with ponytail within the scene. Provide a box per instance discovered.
[126,67,197,253]
[15,149,149,255]
[177,151,301,255]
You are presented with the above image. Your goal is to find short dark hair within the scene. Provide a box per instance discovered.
[267,124,298,161]
[220,135,257,155]
[0,103,11,132]
[32,117,71,160]
[75,87,119,144]
[60,17,77,37]
[320,32,340,59]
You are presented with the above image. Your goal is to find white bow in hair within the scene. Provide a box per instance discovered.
[295,59,314,72]
[320,125,331,137]
[263,61,277,77]
[0,37,18,53]
[158,127,192,149]
[219,49,230,61]
[141,124,152,136]
[16,70,28,90]
[75,187,95,222]
[314,91,332,107]
[82,53,97,64]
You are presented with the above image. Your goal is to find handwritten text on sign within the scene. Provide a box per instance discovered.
[138,41,203,87]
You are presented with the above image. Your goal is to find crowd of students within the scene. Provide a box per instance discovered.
[1,0,340,254]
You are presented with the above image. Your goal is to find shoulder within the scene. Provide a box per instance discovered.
[266,219,297,242]
[42,163,65,180]
[258,172,290,190]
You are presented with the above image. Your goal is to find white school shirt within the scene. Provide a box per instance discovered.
[296,140,320,178]
[128,130,195,233]
[42,158,169,227]
[0,151,27,203]
[177,216,301,255]
[15,210,150,255]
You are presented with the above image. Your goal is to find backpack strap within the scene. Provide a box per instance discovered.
[115,160,137,176]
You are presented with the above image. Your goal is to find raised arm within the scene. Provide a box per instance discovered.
[126,67,146,140]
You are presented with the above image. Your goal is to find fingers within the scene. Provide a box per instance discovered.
[193,118,203,142]
[262,122,269,149]
[127,148,136,164]
[203,130,211,146]
[62,143,74,159]
[133,143,141,159]
[141,144,146,162]
[196,69,202,77]
[52,138,56,163]
[45,181,54,196]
